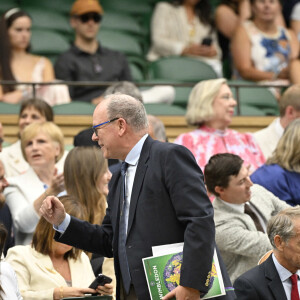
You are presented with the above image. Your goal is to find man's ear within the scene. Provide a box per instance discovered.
[70,17,76,29]
[274,235,285,252]
[118,118,127,136]
[215,186,224,196]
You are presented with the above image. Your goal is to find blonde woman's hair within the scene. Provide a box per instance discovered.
[64,146,107,225]
[267,119,300,172]
[185,78,227,126]
[20,122,64,163]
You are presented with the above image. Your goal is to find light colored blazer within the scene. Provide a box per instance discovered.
[213,184,289,283]
[4,167,61,245]
[0,261,23,300]
[253,118,282,160]
[6,245,95,300]
[0,140,68,177]
[147,2,222,75]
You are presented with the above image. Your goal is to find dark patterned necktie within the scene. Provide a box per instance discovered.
[118,162,131,294]
[244,204,264,232]
[291,274,300,300]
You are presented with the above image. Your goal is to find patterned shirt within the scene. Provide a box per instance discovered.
[174,125,265,172]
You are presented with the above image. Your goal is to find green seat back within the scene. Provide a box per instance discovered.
[53,102,95,115]
[98,29,143,57]
[148,57,218,82]
[0,102,20,114]
[144,103,186,116]
[31,29,70,56]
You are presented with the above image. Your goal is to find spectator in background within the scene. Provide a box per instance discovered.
[0,8,70,105]
[251,119,300,206]
[6,196,112,300]
[0,224,22,300]
[4,122,65,245]
[231,0,300,84]
[147,0,223,77]
[254,84,300,159]
[0,160,14,256]
[234,206,300,300]
[55,0,132,105]
[283,0,300,42]
[215,0,285,62]
[63,146,116,297]
[204,153,289,282]
[0,98,68,177]
[174,78,265,173]
[147,115,167,142]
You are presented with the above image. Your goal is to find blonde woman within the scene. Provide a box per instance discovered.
[6,196,113,300]
[174,78,265,172]
[251,118,300,206]
[4,122,65,245]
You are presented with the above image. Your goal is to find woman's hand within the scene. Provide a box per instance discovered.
[182,44,217,57]
[54,286,97,300]
[50,168,65,195]
[96,282,114,296]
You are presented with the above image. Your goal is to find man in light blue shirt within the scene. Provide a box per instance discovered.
[234,206,300,300]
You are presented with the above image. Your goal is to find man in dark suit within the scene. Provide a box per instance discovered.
[234,206,300,300]
[40,94,233,300]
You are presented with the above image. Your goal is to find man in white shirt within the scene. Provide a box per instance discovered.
[204,153,289,282]
[234,206,300,300]
[254,84,300,159]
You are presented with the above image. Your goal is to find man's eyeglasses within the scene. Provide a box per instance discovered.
[92,118,119,136]
[77,13,102,23]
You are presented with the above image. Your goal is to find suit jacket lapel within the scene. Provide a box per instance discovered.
[264,256,288,300]
[126,136,152,237]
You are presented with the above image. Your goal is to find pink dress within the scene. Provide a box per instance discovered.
[174,125,265,172]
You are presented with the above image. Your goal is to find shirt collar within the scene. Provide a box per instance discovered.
[219,198,245,214]
[124,134,148,166]
[275,117,284,137]
[71,42,102,55]
[272,253,300,282]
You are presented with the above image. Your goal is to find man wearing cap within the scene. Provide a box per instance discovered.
[55,0,132,104]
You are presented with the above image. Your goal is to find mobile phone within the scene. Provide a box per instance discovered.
[89,273,112,289]
[201,37,212,46]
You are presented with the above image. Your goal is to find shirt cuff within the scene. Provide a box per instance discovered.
[53,213,70,233]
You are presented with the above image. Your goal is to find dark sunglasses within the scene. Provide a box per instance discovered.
[77,13,102,23]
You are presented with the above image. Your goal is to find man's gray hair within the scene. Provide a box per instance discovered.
[105,93,148,132]
[267,206,300,248]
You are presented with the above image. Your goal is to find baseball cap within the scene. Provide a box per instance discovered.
[70,0,104,16]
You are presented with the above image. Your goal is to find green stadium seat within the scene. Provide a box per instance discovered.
[101,12,143,38]
[238,104,267,116]
[0,102,20,114]
[101,0,152,16]
[31,29,70,57]
[98,29,143,58]
[53,102,95,115]
[24,8,72,36]
[129,63,145,82]
[144,103,186,116]
[20,0,73,15]
[0,1,17,14]
[148,57,218,82]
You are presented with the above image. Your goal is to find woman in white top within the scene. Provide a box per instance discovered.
[0,8,69,105]
[4,122,65,245]
[147,0,223,76]
[0,224,22,300]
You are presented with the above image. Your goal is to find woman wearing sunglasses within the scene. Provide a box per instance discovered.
[0,8,70,105]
